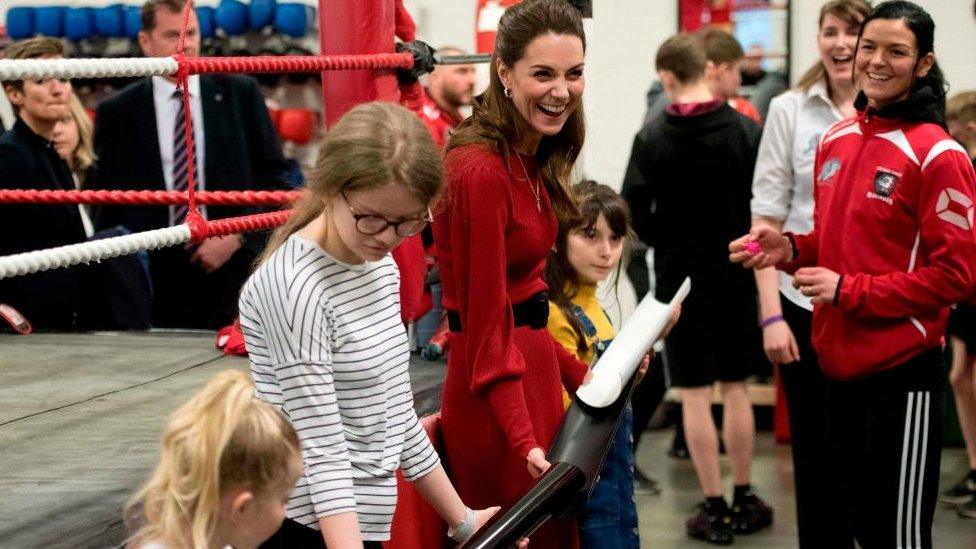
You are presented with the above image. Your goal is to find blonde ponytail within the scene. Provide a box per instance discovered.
[125,370,300,549]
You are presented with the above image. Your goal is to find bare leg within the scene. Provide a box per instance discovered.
[682,386,723,497]
[949,337,976,469]
[720,381,755,486]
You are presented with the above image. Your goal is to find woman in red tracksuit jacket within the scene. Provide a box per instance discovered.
[731,3,976,548]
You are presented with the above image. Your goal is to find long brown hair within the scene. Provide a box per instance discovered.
[125,370,301,549]
[544,181,633,355]
[448,0,585,220]
[260,101,444,265]
[795,0,872,92]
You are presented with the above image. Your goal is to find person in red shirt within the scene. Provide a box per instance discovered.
[434,1,589,546]
[420,46,475,148]
[731,3,976,547]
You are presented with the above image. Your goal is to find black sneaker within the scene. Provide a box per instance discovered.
[940,475,976,505]
[687,502,734,545]
[634,468,661,495]
[958,498,976,519]
[729,491,773,534]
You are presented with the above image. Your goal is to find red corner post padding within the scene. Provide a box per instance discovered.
[389,413,449,548]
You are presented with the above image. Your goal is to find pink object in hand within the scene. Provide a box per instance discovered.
[744,241,762,255]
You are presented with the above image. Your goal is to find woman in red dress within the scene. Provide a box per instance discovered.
[433,0,589,546]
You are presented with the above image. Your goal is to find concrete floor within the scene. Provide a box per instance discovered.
[2,331,975,548]
[634,424,976,548]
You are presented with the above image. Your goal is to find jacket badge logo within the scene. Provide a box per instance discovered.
[818,158,841,183]
[873,167,901,197]
[936,188,975,231]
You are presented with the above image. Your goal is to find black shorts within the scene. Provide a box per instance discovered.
[663,292,761,388]
[947,304,976,352]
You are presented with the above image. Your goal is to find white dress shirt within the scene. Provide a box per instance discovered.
[151,75,206,191]
[751,80,847,311]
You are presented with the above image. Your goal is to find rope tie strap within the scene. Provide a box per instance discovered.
[0,189,302,206]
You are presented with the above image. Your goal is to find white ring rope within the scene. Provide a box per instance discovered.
[0,57,179,81]
[0,225,191,280]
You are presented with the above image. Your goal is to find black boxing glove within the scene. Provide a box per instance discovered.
[396,40,437,85]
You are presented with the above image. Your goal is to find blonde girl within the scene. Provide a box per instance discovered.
[238,102,500,548]
[125,369,303,549]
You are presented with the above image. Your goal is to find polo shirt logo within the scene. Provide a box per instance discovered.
[936,188,975,231]
[873,167,901,197]
[818,158,841,183]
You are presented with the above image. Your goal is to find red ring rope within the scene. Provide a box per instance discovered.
[182,53,415,75]
[0,189,302,206]
[188,209,292,243]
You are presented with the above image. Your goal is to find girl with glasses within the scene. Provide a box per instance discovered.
[238,102,504,548]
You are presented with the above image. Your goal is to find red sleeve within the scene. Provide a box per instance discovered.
[394,0,416,41]
[839,151,976,318]
[448,156,539,458]
[553,338,587,394]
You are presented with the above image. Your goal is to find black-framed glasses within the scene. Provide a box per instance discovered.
[341,190,432,237]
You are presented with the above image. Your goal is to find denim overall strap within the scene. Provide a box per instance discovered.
[569,303,612,357]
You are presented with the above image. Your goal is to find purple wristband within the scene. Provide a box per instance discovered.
[760,314,785,329]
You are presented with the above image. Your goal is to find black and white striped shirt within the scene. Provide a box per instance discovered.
[238,233,440,541]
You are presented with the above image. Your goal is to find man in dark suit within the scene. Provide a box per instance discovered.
[90,0,290,329]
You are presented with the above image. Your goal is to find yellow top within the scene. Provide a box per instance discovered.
[547,283,616,408]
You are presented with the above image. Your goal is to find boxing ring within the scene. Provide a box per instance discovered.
[0,332,447,548]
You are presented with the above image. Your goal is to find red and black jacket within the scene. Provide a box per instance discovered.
[782,89,976,380]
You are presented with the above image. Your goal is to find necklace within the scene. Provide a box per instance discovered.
[514,152,541,212]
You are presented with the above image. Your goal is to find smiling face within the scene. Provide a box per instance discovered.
[819,12,862,89]
[326,183,429,264]
[497,32,585,151]
[854,18,933,109]
[566,214,624,286]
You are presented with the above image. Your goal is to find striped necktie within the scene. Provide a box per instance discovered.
[170,88,201,225]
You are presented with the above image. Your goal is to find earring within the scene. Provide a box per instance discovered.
[504,87,512,98]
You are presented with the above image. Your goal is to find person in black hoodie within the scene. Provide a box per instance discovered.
[0,38,86,331]
[622,32,769,545]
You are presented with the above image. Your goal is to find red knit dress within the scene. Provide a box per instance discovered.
[434,144,587,548]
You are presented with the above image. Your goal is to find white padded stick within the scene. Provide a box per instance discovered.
[576,277,691,408]
[0,225,191,280]
[0,57,178,81]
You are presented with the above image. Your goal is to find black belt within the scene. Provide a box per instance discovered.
[447,291,549,333]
